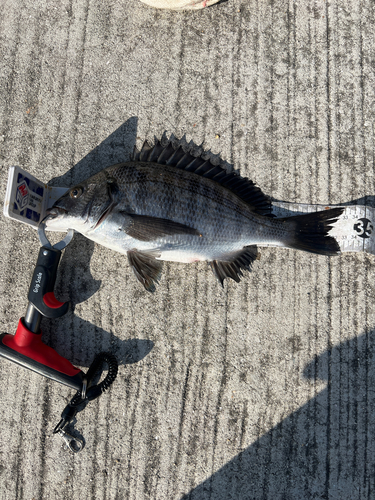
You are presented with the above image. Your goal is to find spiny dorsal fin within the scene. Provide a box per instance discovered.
[133,139,271,216]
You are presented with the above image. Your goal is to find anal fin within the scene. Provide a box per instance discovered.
[127,250,163,292]
[209,246,257,286]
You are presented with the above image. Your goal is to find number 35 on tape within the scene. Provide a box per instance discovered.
[264,202,375,254]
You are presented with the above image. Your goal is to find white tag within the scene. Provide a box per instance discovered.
[3,166,68,230]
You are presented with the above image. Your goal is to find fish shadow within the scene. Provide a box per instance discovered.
[48,116,139,187]
[40,116,154,370]
[182,329,375,499]
[42,230,154,369]
[48,116,139,305]
[41,308,154,370]
[54,232,102,306]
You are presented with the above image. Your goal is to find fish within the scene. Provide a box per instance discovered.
[45,139,344,292]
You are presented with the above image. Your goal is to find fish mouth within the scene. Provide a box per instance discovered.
[45,206,67,218]
[43,206,70,230]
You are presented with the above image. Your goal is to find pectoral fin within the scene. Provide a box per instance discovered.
[209,246,258,286]
[123,214,201,242]
[127,249,163,292]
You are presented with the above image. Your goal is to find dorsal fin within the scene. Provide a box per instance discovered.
[132,140,272,216]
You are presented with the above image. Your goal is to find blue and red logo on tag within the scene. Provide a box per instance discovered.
[16,181,29,210]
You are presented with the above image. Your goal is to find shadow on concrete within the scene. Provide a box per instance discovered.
[39,116,154,369]
[40,121,240,370]
[48,116,139,187]
[48,115,140,305]
[182,329,375,499]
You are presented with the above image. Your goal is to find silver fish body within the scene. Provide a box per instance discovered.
[46,141,343,291]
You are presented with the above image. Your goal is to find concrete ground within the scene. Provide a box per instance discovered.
[1,0,375,499]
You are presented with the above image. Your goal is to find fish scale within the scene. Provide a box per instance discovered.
[109,164,247,236]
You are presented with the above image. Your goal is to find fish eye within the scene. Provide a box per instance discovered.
[70,187,83,199]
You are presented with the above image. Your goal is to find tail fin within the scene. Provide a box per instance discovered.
[283,207,343,256]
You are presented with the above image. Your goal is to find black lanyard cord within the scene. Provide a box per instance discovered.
[53,352,118,452]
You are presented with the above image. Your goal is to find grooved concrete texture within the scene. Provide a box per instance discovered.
[139,0,220,10]
[1,1,375,499]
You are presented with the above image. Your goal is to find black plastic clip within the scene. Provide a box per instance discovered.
[54,353,118,452]
[53,403,84,453]
[27,222,74,319]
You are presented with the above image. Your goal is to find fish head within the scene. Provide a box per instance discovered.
[45,171,117,233]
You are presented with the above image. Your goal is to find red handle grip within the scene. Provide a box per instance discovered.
[2,318,81,377]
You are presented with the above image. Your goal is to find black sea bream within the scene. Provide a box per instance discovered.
[45,140,343,292]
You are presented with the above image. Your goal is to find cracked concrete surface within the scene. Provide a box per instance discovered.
[1,1,375,499]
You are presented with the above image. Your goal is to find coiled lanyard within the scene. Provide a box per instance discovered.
[54,352,118,452]
[0,220,118,453]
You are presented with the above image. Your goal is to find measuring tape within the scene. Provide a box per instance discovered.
[3,166,374,254]
[268,202,374,254]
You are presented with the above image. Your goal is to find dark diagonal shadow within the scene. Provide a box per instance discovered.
[37,117,155,369]
[48,116,139,187]
[48,115,139,306]
[183,330,375,499]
